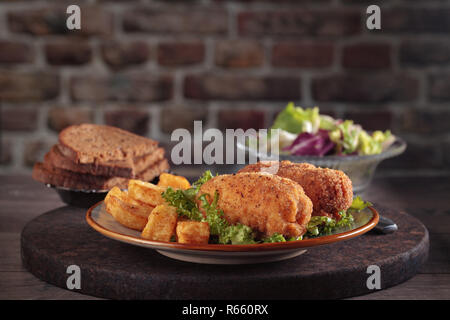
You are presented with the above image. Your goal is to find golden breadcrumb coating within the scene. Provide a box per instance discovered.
[199,172,313,238]
[238,161,353,219]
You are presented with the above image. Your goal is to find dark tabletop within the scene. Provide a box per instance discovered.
[1,173,449,300]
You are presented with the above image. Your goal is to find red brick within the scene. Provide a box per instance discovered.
[272,42,334,68]
[45,41,92,65]
[215,40,264,68]
[400,41,450,67]
[397,109,450,135]
[8,6,113,36]
[218,110,265,131]
[101,41,151,70]
[123,8,227,35]
[0,139,12,165]
[429,73,450,102]
[184,74,301,101]
[444,142,450,166]
[0,72,59,102]
[0,40,34,64]
[160,106,208,134]
[383,8,450,33]
[342,43,391,69]
[158,42,205,66]
[47,107,94,132]
[312,74,418,103]
[24,140,55,167]
[1,109,38,131]
[70,74,173,102]
[104,109,150,136]
[238,10,361,37]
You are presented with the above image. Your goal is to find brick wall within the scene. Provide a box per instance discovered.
[0,0,449,174]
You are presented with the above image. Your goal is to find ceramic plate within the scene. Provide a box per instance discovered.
[86,201,379,264]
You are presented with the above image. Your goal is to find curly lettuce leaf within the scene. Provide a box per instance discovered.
[357,130,392,155]
[349,196,373,211]
[197,193,227,236]
[161,187,204,221]
[192,170,214,192]
[319,115,337,131]
[219,223,256,245]
[262,233,286,243]
[305,211,354,237]
[272,102,321,134]
[329,120,361,155]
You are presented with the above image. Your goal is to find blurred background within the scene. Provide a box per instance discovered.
[0,0,449,175]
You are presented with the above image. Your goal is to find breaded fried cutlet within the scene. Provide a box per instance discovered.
[199,172,313,238]
[239,161,353,220]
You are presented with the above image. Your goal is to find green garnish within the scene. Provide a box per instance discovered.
[219,223,256,245]
[161,170,215,221]
[349,196,373,211]
[161,187,204,221]
[305,211,355,237]
[304,195,372,237]
[262,233,286,243]
[192,170,215,193]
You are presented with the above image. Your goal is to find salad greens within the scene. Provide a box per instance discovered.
[271,103,321,134]
[303,197,372,238]
[162,171,372,244]
[269,103,394,156]
[304,211,354,237]
[262,233,287,243]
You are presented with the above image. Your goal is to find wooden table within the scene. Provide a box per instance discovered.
[1,174,449,300]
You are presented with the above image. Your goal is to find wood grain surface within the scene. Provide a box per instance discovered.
[1,173,449,299]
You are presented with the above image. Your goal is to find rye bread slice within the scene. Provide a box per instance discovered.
[46,144,165,178]
[32,158,170,191]
[58,124,158,165]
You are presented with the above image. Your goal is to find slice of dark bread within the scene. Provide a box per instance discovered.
[32,159,170,191]
[46,144,165,178]
[58,124,158,164]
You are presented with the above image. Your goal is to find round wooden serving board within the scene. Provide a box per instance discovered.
[21,205,428,299]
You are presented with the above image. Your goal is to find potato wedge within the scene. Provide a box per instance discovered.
[141,205,178,242]
[157,173,191,190]
[128,179,166,207]
[176,221,210,244]
[105,193,151,231]
[105,186,154,219]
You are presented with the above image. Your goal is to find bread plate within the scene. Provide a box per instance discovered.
[46,184,109,208]
[86,201,379,264]
[46,176,163,208]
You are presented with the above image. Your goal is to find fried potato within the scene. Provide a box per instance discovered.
[105,187,154,219]
[157,173,191,190]
[104,188,154,231]
[141,205,178,242]
[176,221,210,244]
[128,179,166,207]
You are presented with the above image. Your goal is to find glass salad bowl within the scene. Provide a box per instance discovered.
[236,136,406,194]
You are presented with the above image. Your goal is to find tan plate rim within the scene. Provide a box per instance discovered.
[86,201,379,252]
